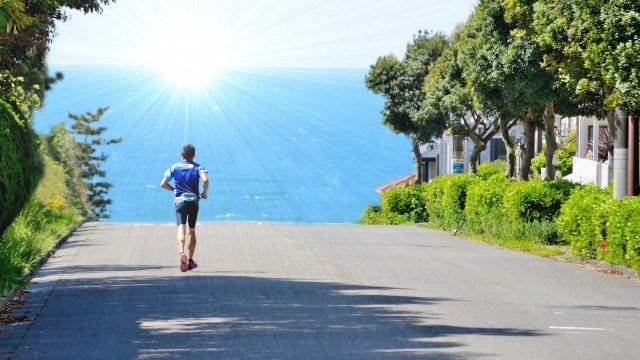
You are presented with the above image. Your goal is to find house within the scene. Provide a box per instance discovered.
[562,115,640,196]
[561,116,611,188]
[376,126,517,192]
[377,113,640,197]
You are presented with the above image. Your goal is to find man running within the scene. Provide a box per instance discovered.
[160,144,209,272]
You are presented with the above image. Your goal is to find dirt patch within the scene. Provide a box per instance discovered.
[0,290,35,327]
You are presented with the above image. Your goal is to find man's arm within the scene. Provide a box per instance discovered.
[200,172,209,199]
[160,177,174,192]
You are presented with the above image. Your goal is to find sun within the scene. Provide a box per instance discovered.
[144,20,232,89]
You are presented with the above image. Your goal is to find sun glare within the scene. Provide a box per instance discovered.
[144,20,232,89]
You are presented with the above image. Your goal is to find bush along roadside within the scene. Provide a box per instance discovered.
[359,162,640,273]
[0,155,82,294]
[1,107,121,297]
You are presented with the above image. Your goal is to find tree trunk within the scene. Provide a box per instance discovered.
[500,117,517,178]
[543,101,558,180]
[518,111,535,180]
[468,143,486,174]
[412,139,423,183]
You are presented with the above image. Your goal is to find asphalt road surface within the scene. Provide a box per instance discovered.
[2,221,640,359]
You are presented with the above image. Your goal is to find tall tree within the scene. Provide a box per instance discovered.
[365,31,449,182]
[0,0,113,117]
[531,0,640,195]
[423,25,507,175]
[67,107,122,219]
[458,0,578,179]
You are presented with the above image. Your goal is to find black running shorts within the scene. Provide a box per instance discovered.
[174,198,199,228]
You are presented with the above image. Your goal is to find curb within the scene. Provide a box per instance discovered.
[553,253,640,280]
[0,219,87,310]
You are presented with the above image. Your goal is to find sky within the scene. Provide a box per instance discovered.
[48,0,478,71]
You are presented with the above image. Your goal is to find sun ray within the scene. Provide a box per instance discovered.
[35,0,476,222]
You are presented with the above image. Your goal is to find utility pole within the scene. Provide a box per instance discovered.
[613,109,628,199]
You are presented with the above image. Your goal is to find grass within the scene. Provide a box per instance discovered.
[418,216,568,259]
[0,156,82,293]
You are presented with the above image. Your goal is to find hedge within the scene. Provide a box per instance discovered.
[424,174,479,230]
[557,185,613,258]
[503,179,576,223]
[0,99,43,235]
[380,183,429,223]
[465,175,509,234]
[605,196,640,270]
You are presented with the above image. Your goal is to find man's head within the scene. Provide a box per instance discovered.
[181,144,196,161]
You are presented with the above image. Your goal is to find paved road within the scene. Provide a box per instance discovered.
[2,221,640,359]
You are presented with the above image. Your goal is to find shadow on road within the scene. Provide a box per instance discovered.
[9,264,546,359]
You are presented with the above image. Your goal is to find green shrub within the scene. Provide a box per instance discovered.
[605,197,640,270]
[358,205,409,225]
[464,176,509,234]
[424,174,478,230]
[531,150,573,177]
[381,183,428,223]
[476,160,506,180]
[0,156,81,292]
[0,99,43,235]
[503,179,576,224]
[423,175,448,225]
[557,185,612,258]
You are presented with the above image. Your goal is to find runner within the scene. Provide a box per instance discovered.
[160,144,209,272]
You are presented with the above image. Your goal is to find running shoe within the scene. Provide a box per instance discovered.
[179,252,188,272]
[188,259,198,270]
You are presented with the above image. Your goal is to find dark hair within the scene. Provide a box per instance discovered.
[181,144,195,160]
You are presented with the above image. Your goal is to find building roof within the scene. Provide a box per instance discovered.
[375,171,417,193]
[419,143,439,160]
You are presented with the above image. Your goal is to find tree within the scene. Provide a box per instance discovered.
[0,0,113,117]
[69,107,122,219]
[423,26,498,175]
[456,0,582,180]
[531,0,640,196]
[58,107,122,219]
[365,31,449,182]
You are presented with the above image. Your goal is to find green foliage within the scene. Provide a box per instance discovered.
[557,185,612,258]
[358,205,412,225]
[0,99,43,235]
[365,31,449,150]
[0,155,80,293]
[476,160,506,180]
[605,196,640,269]
[380,184,429,224]
[464,176,509,234]
[43,107,122,219]
[424,174,479,229]
[358,184,428,225]
[0,0,113,145]
[531,150,573,176]
[503,179,576,223]
[622,198,640,272]
[423,174,449,226]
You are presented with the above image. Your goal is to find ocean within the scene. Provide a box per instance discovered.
[33,66,414,223]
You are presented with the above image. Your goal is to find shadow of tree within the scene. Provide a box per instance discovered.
[10,265,546,359]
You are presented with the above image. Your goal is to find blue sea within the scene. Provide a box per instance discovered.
[33,66,414,223]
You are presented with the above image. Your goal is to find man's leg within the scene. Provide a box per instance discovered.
[177,224,189,272]
[186,227,196,260]
[176,224,186,253]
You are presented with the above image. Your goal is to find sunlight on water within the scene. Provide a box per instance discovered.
[35,0,478,222]
[35,67,414,222]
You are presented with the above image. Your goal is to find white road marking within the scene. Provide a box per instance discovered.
[549,326,613,331]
